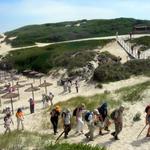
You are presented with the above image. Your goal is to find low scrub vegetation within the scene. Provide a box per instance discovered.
[5,18,150,47]
[94,59,150,83]
[0,131,105,150]
[5,39,110,73]
[45,143,106,150]
[0,131,51,149]
[115,81,150,102]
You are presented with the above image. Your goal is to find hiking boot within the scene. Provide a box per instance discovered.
[99,131,104,136]
[114,135,120,140]
[111,132,115,137]
[104,127,110,132]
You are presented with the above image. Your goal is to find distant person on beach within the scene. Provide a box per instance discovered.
[129,32,132,39]
[49,92,54,106]
[50,106,60,135]
[62,108,72,139]
[75,80,79,93]
[63,81,67,93]
[29,98,35,114]
[145,105,150,137]
[67,80,72,93]
[5,106,11,115]
[16,108,24,130]
[4,113,14,134]
[111,106,124,140]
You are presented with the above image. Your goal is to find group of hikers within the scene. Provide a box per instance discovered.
[2,101,150,141]
[61,79,79,93]
[50,103,150,141]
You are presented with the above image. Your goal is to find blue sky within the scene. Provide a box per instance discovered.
[0,0,150,32]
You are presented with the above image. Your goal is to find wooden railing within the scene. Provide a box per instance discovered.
[116,36,150,59]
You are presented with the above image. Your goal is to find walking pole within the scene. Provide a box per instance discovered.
[137,125,147,139]
[55,130,65,143]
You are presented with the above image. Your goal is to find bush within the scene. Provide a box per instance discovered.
[94,62,130,83]
[124,59,150,76]
[96,83,103,89]
[133,112,141,122]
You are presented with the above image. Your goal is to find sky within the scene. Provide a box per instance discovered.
[0,0,150,32]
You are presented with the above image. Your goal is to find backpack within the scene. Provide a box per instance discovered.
[145,105,150,113]
[110,110,116,120]
[84,112,92,122]
[73,108,78,116]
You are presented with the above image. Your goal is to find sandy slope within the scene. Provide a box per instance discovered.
[95,41,129,63]
[0,74,150,150]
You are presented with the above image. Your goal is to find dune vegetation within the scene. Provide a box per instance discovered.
[0,131,105,150]
[5,18,150,47]
[5,39,111,73]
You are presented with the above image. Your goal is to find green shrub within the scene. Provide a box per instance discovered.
[133,112,141,122]
[94,62,130,83]
[116,81,150,102]
[124,59,150,76]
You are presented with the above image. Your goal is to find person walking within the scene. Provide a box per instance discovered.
[98,102,111,135]
[67,80,72,93]
[50,105,60,135]
[75,80,79,93]
[29,98,35,114]
[4,113,14,134]
[49,92,54,106]
[145,105,150,137]
[62,108,72,139]
[75,103,85,134]
[16,108,24,130]
[111,106,124,140]
[85,109,100,141]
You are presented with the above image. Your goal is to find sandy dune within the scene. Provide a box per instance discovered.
[0,74,150,150]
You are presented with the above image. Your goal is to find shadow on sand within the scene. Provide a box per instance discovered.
[131,137,150,147]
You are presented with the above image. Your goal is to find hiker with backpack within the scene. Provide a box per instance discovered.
[4,113,14,134]
[16,108,24,130]
[61,108,72,139]
[145,105,150,137]
[110,106,124,140]
[85,109,100,141]
[29,98,35,114]
[50,105,61,135]
[74,103,85,134]
[98,102,110,135]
